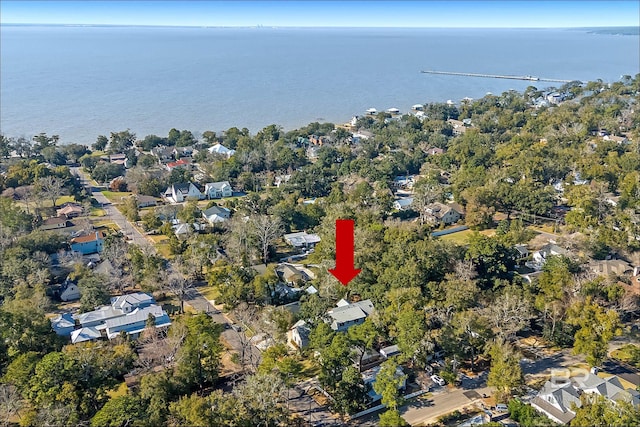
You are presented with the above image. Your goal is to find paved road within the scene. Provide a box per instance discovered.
[400,384,493,426]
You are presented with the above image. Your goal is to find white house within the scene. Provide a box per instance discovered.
[163,182,202,203]
[204,181,233,199]
[424,202,462,225]
[59,279,81,302]
[532,243,569,267]
[53,292,171,344]
[202,205,231,224]
[393,197,414,211]
[208,143,235,158]
[284,231,321,249]
[530,381,581,425]
[288,319,312,350]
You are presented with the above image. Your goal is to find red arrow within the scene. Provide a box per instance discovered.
[328,219,361,286]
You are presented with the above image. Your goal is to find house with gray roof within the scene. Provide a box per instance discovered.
[326,299,375,332]
[54,292,171,343]
[204,181,233,199]
[284,231,321,249]
[530,381,582,425]
[202,205,231,224]
[163,182,202,203]
[288,319,312,350]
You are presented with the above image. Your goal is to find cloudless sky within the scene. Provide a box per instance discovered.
[1,1,638,28]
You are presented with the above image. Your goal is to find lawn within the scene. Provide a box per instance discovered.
[89,207,107,217]
[438,228,496,245]
[199,286,220,302]
[91,220,119,231]
[611,344,640,367]
[101,191,133,204]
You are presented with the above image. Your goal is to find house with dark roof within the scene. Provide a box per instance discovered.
[135,194,160,208]
[424,202,462,225]
[163,182,202,203]
[40,216,69,231]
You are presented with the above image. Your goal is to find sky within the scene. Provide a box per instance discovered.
[1,1,638,28]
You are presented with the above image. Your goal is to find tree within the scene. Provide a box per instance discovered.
[120,196,139,222]
[90,162,124,183]
[487,338,523,402]
[174,313,223,390]
[78,273,111,311]
[373,358,407,411]
[331,366,368,418]
[234,371,289,426]
[90,394,146,427]
[567,297,622,367]
[93,135,108,151]
[571,393,640,427]
[249,214,283,265]
[37,175,65,208]
[109,130,136,153]
[164,273,194,314]
[379,409,408,426]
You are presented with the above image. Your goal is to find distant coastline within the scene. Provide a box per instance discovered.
[2,23,639,34]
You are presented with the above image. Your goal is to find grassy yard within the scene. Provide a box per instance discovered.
[89,207,107,217]
[101,191,133,204]
[438,228,496,245]
[199,286,220,302]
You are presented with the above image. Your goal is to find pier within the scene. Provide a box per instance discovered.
[421,70,577,84]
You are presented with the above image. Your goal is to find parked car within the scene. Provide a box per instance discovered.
[495,403,508,412]
[431,375,446,386]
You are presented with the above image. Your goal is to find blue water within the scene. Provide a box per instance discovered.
[1,26,638,143]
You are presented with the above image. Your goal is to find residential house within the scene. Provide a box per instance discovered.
[151,146,174,163]
[288,319,312,349]
[514,244,530,262]
[56,204,83,218]
[411,104,424,111]
[70,231,104,255]
[362,364,406,402]
[208,143,235,158]
[172,222,205,237]
[172,145,195,159]
[603,134,629,144]
[590,259,633,277]
[424,202,462,225]
[40,216,69,231]
[284,231,321,249]
[204,181,233,199]
[57,292,171,344]
[59,278,81,302]
[165,158,192,171]
[365,108,377,115]
[326,299,375,332]
[574,373,640,405]
[109,153,128,167]
[447,119,468,135]
[379,344,401,359]
[274,174,291,188]
[51,313,76,336]
[276,263,311,285]
[163,182,202,203]
[387,107,400,115]
[393,197,414,211]
[532,243,569,267]
[135,195,159,208]
[425,147,445,155]
[393,175,415,190]
[530,381,582,425]
[71,327,102,344]
[202,205,231,224]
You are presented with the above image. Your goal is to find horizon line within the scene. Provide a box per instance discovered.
[2,23,638,29]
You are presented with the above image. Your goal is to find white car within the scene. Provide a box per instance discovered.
[431,375,446,386]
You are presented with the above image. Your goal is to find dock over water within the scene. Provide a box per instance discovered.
[421,70,577,84]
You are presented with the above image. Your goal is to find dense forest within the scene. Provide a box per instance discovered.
[0,75,639,426]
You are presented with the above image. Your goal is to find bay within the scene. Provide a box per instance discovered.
[1,26,638,143]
